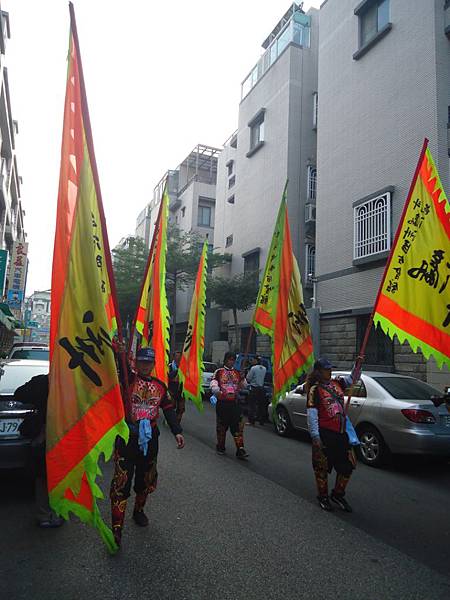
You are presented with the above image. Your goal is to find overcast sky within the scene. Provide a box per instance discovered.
[5,0,320,295]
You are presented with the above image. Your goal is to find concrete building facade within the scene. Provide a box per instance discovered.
[137,144,221,352]
[214,3,319,352]
[316,0,450,388]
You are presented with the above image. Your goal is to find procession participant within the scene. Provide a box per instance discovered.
[210,351,249,459]
[110,347,184,547]
[306,357,355,513]
[246,355,267,426]
[168,350,185,424]
[15,374,64,529]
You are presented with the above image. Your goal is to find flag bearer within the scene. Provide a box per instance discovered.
[110,347,184,547]
[210,351,249,459]
[306,357,356,513]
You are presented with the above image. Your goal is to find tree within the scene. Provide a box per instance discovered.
[112,236,148,334]
[207,271,260,350]
[166,225,229,350]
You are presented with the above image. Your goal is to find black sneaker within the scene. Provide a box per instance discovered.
[216,446,226,455]
[133,510,149,527]
[317,495,333,511]
[330,493,353,513]
[236,447,249,460]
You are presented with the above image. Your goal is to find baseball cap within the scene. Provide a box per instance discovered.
[313,357,334,370]
[136,347,156,362]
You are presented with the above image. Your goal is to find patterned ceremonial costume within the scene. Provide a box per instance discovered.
[110,370,181,542]
[210,367,245,453]
[168,360,185,424]
[307,379,355,499]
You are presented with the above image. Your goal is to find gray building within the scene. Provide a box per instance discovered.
[316,0,450,387]
[0,8,26,294]
[135,204,152,248]
[215,3,319,352]
[139,144,221,352]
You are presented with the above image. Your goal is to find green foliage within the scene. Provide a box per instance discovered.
[112,236,148,328]
[207,271,259,313]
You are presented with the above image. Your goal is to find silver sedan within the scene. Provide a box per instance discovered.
[269,372,450,467]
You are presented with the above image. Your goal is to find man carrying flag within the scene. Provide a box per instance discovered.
[110,347,184,547]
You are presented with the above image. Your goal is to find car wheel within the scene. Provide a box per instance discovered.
[356,424,389,467]
[275,406,293,437]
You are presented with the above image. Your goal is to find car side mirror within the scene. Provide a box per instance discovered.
[295,384,305,394]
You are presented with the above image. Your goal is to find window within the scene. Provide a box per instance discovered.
[198,205,212,227]
[226,160,234,176]
[305,244,315,283]
[357,0,390,48]
[227,195,235,205]
[226,234,233,248]
[243,250,260,276]
[228,175,236,189]
[307,166,317,201]
[353,190,391,260]
[181,207,185,218]
[247,109,266,157]
[313,93,318,129]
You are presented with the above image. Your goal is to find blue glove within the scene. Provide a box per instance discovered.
[210,395,217,406]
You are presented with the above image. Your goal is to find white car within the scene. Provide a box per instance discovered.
[202,362,218,398]
[269,371,450,467]
[8,343,49,361]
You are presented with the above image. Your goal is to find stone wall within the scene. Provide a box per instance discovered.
[319,317,357,369]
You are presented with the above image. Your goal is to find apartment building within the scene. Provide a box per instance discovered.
[137,144,221,351]
[215,3,319,352]
[0,7,26,324]
[316,0,450,387]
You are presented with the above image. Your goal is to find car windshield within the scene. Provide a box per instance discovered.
[373,376,441,400]
[0,365,49,394]
[11,349,49,360]
[203,363,217,373]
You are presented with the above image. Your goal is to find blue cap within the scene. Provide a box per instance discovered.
[136,347,156,362]
[314,357,334,370]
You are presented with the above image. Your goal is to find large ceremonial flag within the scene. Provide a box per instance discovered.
[253,183,315,399]
[132,187,170,384]
[178,241,208,412]
[47,4,128,554]
[372,140,450,369]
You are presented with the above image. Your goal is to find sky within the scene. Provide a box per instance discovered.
[5,0,321,295]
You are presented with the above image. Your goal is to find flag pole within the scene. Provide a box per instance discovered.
[345,138,429,413]
[68,2,131,414]
[127,186,165,358]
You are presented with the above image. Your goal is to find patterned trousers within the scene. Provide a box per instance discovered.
[312,429,354,498]
[110,432,159,542]
[216,401,244,451]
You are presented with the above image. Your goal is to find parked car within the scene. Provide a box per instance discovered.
[234,353,273,408]
[201,361,218,398]
[269,371,450,467]
[0,359,49,469]
[7,342,49,361]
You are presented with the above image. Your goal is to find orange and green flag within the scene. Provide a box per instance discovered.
[178,240,208,412]
[47,5,128,554]
[373,140,450,369]
[133,187,170,384]
[252,183,315,400]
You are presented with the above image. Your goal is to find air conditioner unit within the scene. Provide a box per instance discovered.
[305,203,316,223]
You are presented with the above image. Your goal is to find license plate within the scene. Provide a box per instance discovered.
[0,419,23,436]
[442,415,450,427]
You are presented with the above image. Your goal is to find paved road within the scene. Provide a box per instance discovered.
[2,402,450,600]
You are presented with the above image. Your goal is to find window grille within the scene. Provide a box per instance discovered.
[305,244,315,282]
[307,166,317,201]
[353,192,391,260]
